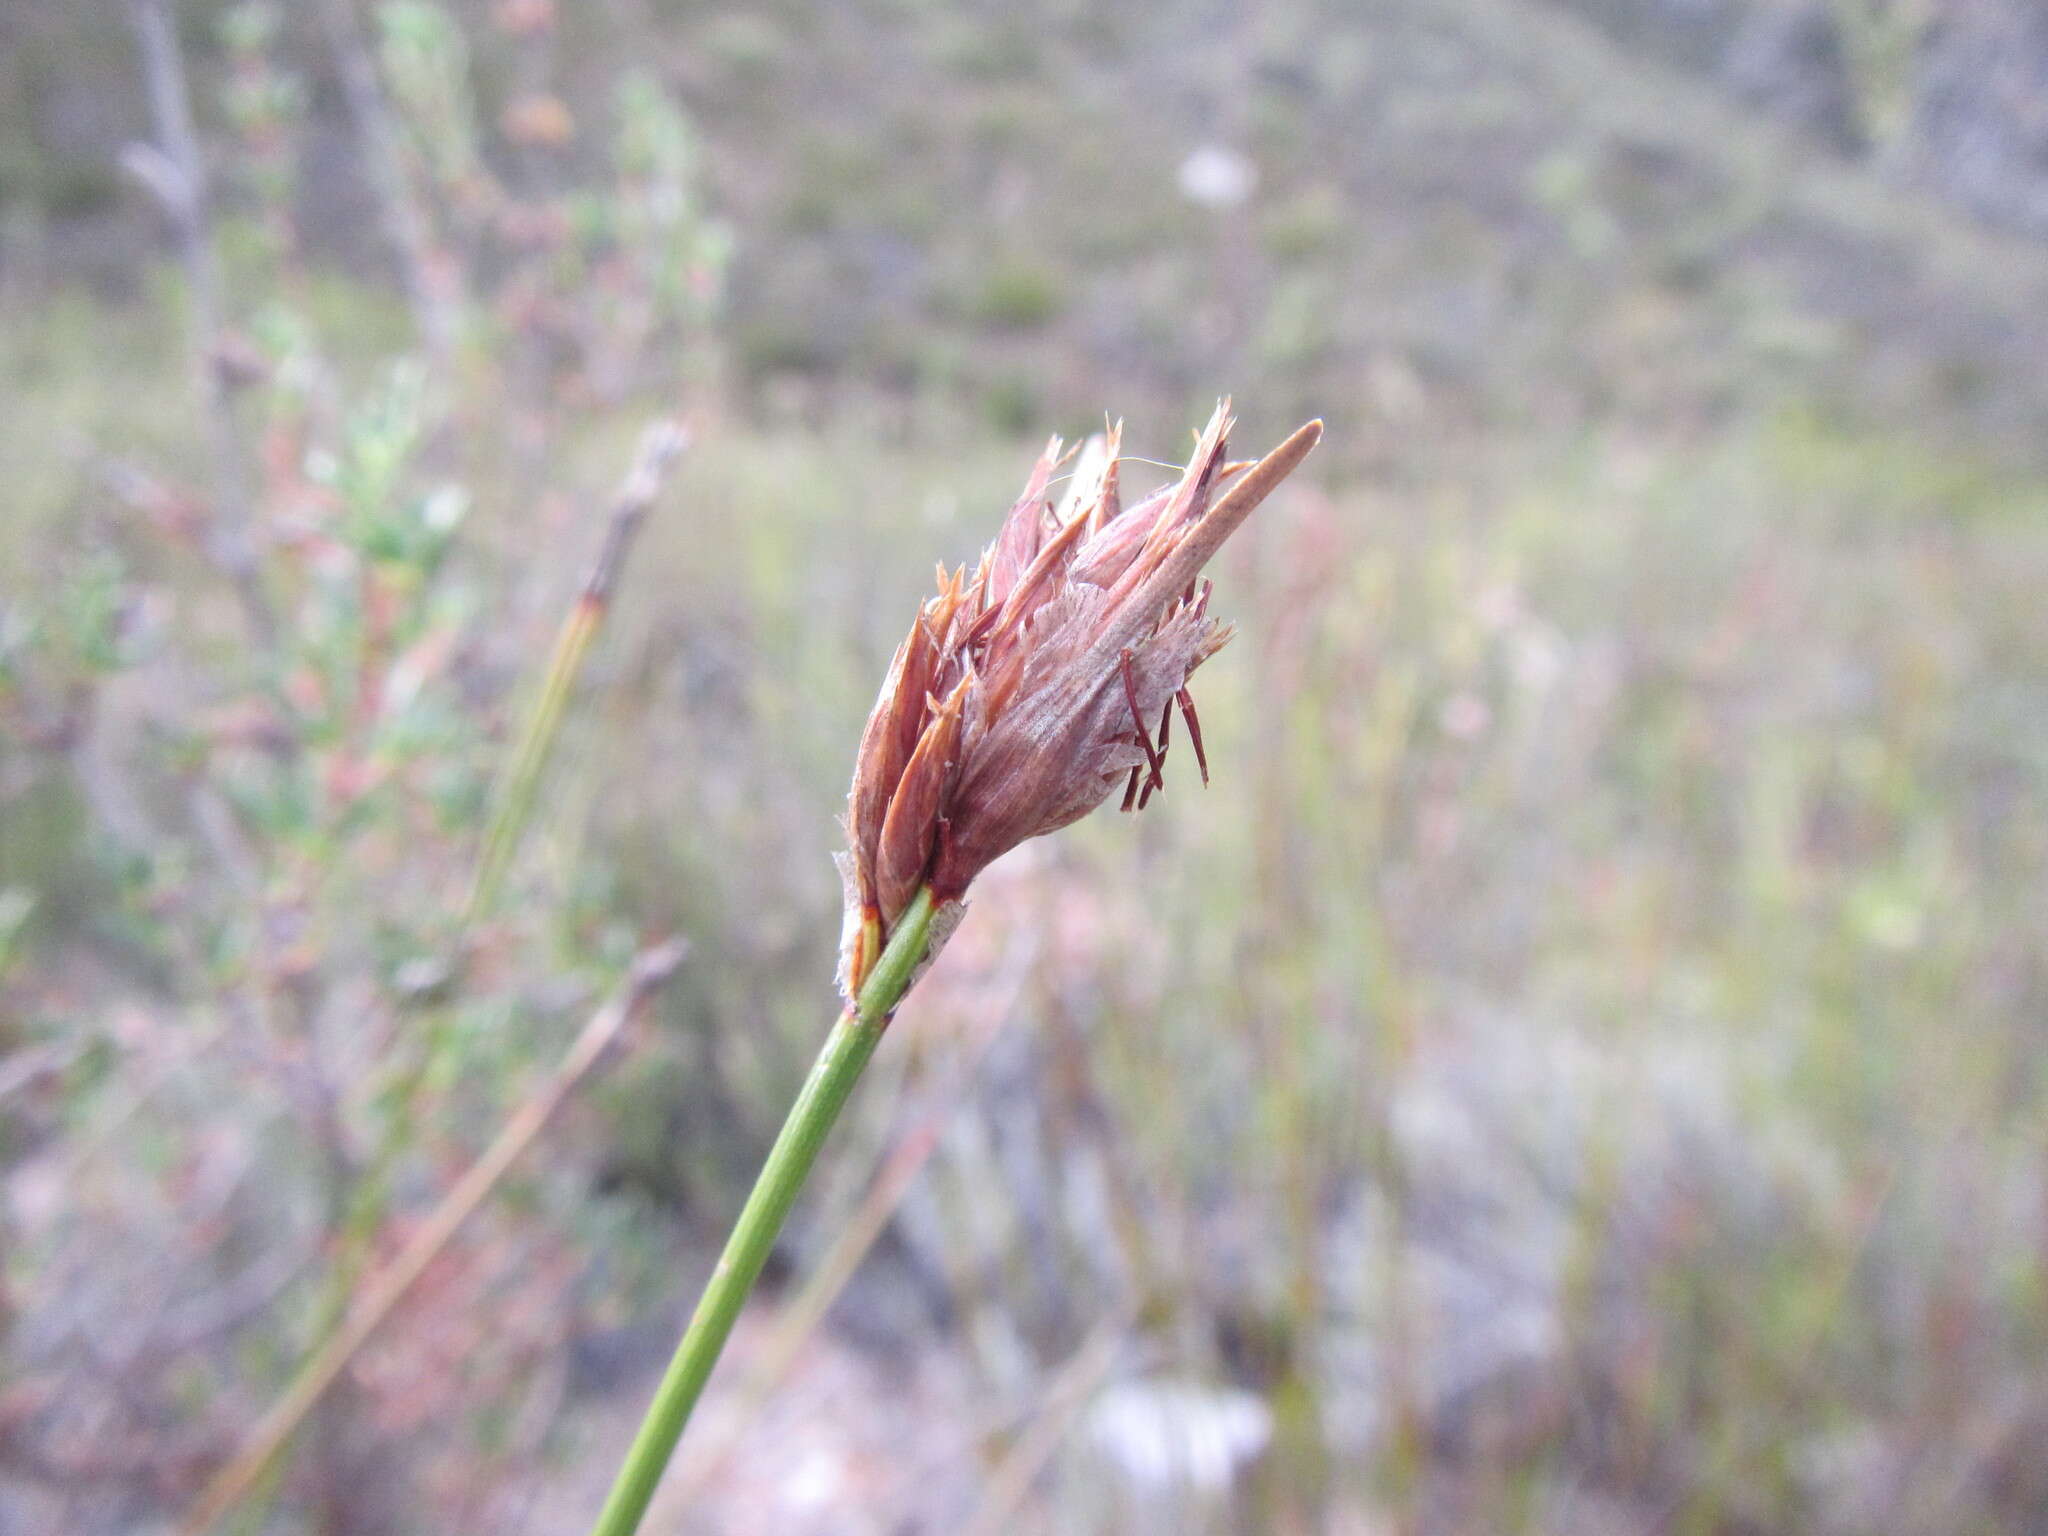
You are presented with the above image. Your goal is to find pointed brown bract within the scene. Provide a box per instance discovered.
[874,673,968,921]
[838,402,1323,999]
[984,436,1064,610]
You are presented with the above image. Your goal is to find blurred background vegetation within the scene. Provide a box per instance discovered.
[3,1,2047,1532]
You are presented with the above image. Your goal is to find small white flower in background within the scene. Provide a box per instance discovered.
[1439,690,1491,741]
[1510,622,1567,696]
[1084,1378,1274,1494]
[421,483,469,534]
[1177,145,1258,209]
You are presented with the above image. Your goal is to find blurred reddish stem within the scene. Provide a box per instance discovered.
[176,938,686,1536]
[122,0,276,649]
[315,0,459,359]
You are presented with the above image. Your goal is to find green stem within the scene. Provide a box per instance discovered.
[305,588,605,1415]
[588,885,939,1536]
[464,593,599,926]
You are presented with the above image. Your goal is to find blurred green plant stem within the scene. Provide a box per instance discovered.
[588,885,939,1536]
[330,421,682,1246]
[464,422,687,924]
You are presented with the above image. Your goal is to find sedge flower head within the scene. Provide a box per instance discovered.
[839,401,1322,1000]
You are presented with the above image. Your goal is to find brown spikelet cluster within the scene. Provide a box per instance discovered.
[838,401,1323,1001]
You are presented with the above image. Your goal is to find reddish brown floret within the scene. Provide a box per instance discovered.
[838,401,1322,1000]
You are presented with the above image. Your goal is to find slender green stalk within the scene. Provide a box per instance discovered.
[462,591,599,924]
[297,582,595,1396]
[588,885,938,1536]
[326,424,680,1302]
[467,419,684,925]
